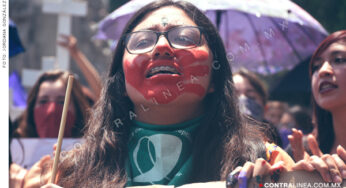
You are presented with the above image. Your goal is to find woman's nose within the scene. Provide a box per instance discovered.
[46,102,56,113]
[318,61,334,77]
[152,36,173,59]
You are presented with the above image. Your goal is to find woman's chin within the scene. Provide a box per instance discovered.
[317,97,346,112]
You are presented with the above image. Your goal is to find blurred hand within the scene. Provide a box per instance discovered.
[288,128,310,161]
[57,34,78,53]
[226,159,288,188]
[292,135,346,183]
[23,155,52,188]
[10,163,27,188]
[336,145,346,179]
[337,145,346,162]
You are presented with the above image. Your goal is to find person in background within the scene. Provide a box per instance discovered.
[310,30,346,155]
[9,18,62,187]
[14,70,90,138]
[10,118,52,188]
[280,105,314,134]
[280,105,314,159]
[265,101,288,127]
[233,68,282,147]
[287,31,346,181]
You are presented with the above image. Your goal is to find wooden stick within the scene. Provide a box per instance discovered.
[50,75,74,183]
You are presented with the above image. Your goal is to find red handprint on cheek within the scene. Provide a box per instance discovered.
[123,48,212,104]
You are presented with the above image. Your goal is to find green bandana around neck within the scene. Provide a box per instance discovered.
[126,117,202,186]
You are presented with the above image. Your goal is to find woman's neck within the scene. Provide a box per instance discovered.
[134,102,204,125]
[330,106,346,153]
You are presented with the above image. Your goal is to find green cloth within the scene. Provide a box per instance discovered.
[126,117,201,186]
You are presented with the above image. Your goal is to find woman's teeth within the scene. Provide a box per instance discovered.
[146,66,180,78]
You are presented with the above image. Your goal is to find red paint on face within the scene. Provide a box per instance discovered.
[124,49,211,104]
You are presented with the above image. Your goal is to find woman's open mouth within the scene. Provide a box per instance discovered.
[146,66,181,78]
[319,81,338,94]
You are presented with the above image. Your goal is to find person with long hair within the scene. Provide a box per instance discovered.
[42,1,344,187]
[15,70,90,138]
[310,30,346,155]
[288,31,346,178]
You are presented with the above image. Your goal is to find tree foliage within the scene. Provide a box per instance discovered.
[293,0,346,33]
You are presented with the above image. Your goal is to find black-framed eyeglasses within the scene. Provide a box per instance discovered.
[124,26,204,54]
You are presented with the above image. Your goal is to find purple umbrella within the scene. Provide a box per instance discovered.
[95,0,328,74]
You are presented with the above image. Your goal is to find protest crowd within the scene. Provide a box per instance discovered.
[8,0,346,187]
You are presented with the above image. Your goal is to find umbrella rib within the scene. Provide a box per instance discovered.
[243,13,271,74]
[269,17,303,62]
[296,23,323,46]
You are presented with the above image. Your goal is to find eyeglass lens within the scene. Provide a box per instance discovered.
[126,26,201,54]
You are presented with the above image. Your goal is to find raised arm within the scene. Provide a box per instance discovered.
[58,34,102,98]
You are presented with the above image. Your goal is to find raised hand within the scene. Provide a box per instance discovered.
[288,128,309,161]
[57,34,78,53]
[23,155,52,188]
[56,34,101,98]
[292,135,346,183]
[307,134,323,157]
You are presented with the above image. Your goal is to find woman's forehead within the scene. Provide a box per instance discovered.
[38,79,65,96]
[327,42,346,52]
[133,6,197,32]
[319,42,346,58]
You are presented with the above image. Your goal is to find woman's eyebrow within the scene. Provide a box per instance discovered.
[141,23,182,31]
[330,51,346,56]
[37,96,49,99]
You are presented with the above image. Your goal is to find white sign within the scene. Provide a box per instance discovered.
[11,138,82,168]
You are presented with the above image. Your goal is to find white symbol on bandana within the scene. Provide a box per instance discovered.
[133,134,182,183]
